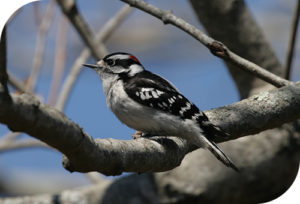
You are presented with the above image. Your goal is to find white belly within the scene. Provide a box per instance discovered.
[106,80,203,143]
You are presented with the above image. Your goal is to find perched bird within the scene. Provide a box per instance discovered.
[84,52,238,171]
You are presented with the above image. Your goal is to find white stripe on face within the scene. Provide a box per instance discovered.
[109,54,130,61]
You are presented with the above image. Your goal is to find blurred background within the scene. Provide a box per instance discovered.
[0,0,299,195]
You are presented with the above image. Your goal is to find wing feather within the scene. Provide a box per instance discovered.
[123,71,205,120]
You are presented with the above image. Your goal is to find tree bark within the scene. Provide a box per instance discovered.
[0,83,299,176]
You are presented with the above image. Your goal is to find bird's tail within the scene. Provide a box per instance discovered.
[194,114,239,171]
[205,137,239,172]
[200,120,229,139]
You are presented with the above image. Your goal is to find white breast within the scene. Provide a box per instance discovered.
[105,80,205,147]
[107,80,159,132]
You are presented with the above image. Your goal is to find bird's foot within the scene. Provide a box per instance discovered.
[132,131,143,139]
[132,131,153,139]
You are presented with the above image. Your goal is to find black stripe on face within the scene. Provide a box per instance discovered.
[114,59,138,68]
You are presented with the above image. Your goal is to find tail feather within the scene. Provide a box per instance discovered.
[193,112,238,171]
[206,139,239,172]
[199,121,229,139]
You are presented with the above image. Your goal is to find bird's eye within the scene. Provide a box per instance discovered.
[106,59,115,66]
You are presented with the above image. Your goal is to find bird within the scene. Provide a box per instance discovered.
[84,52,239,172]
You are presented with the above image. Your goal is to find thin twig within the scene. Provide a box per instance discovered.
[33,2,42,26]
[55,5,133,111]
[0,132,21,143]
[55,49,90,111]
[121,0,293,88]
[7,72,34,94]
[228,50,290,87]
[48,15,69,106]
[0,139,49,152]
[284,0,300,79]
[56,0,107,60]
[94,5,133,43]
[26,0,56,92]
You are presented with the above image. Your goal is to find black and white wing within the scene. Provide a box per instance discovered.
[123,70,228,138]
[123,71,204,119]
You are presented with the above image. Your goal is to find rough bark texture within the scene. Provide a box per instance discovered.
[1,83,299,177]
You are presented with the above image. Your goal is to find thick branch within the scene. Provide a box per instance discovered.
[0,83,299,175]
[0,26,9,97]
[121,0,292,88]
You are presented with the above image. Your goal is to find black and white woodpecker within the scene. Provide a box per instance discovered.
[84,52,239,172]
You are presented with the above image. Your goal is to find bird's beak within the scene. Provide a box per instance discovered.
[83,63,99,69]
[83,60,105,70]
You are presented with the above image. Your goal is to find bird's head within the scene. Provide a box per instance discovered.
[84,52,144,79]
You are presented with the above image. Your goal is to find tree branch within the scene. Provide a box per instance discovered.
[0,139,48,152]
[0,82,299,175]
[48,15,68,106]
[1,1,297,203]
[0,26,9,98]
[55,5,133,111]
[284,0,300,79]
[56,0,107,60]
[120,0,293,88]
[189,0,284,98]
[0,132,21,143]
[7,72,34,94]
[26,0,56,92]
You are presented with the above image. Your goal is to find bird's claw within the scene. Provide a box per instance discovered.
[132,131,143,139]
[132,131,153,139]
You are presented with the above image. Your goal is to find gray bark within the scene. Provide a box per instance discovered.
[0,83,299,177]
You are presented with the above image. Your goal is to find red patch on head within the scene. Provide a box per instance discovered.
[129,55,140,63]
